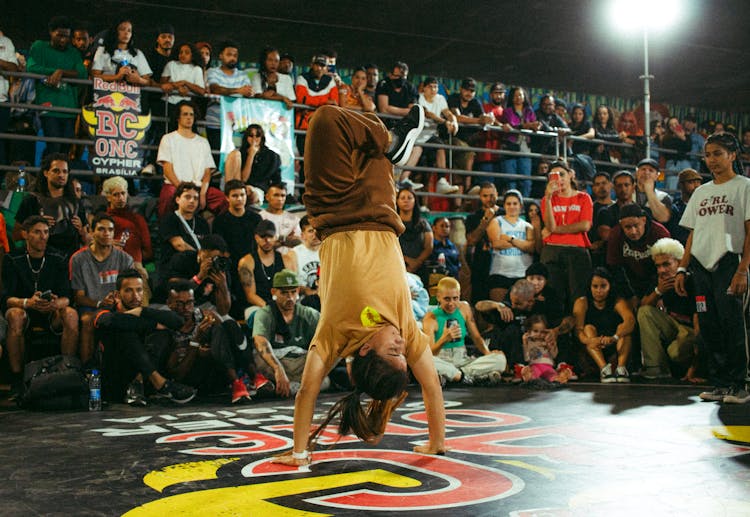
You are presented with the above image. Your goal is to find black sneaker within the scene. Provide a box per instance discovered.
[125,380,147,407]
[385,105,424,166]
[155,380,197,404]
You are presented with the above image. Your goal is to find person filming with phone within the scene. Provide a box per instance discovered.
[2,216,79,401]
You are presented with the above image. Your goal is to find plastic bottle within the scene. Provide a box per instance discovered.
[89,369,102,411]
[119,228,131,246]
[436,252,449,275]
[16,166,26,192]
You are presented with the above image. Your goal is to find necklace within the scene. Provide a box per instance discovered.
[26,254,46,292]
[259,259,273,282]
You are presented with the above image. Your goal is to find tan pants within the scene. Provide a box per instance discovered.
[637,305,696,377]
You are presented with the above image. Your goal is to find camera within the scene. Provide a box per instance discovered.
[210,256,230,273]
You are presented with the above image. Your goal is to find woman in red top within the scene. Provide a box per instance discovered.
[540,161,593,311]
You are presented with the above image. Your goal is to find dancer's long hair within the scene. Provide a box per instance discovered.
[307,348,409,449]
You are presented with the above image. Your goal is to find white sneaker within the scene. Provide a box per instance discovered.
[436,177,459,194]
[140,163,155,175]
[467,185,481,196]
[615,366,630,383]
[398,179,424,190]
[600,364,616,383]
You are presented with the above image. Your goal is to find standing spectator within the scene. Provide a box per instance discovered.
[364,63,379,101]
[668,168,703,245]
[90,19,152,86]
[596,170,636,245]
[206,40,254,151]
[0,30,19,166]
[415,76,458,196]
[160,42,206,125]
[251,46,295,109]
[158,182,210,269]
[70,213,134,365]
[532,94,569,160]
[660,116,692,191]
[286,215,321,310]
[447,77,493,190]
[338,66,374,112]
[2,216,78,400]
[568,103,594,155]
[224,124,282,205]
[294,54,339,159]
[278,52,295,78]
[676,133,750,404]
[638,238,702,382]
[590,105,622,167]
[71,24,93,70]
[140,23,174,174]
[12,153,88,260]
[475,82,508,187]
[27,16,87,157]
[486,189,534,301]
[554,99,570,124]
[156,100,226,217]
[499,86,539,197]
[540,161,593,311]
[258,183,301,251]
[103,176,153,301]
[682,114,705,171]
[464,182,499,302]
[589,171,614,267]
[397,187,433,284]
[634,158,672,224]
[573,267,635,383]
[428,217,461,279]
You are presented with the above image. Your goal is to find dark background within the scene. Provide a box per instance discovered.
[3,0,749,112]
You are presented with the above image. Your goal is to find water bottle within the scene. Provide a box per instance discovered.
[436,252,448,275]
[119,228,131,246]
[89,369,102,411]
[16,166,26,192]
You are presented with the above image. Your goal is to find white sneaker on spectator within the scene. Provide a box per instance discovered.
[600,364,616,383]
[467,184,481,196]
[615,366,630,383]
[140,164,155,175]
[436,177,459,194]
[398,178,424,190]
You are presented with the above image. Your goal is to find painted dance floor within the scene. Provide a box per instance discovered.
[2,383,750,516]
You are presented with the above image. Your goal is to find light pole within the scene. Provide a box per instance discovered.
[641,28,653,159]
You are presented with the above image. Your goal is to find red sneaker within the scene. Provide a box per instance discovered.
[231,379,252,404]
[254,373,276,396]
[512,363,525,384]
[557,362,578,381]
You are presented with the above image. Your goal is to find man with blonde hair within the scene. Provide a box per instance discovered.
[103,176,152,302]
[423,276,506,385]
[637,237,702,381]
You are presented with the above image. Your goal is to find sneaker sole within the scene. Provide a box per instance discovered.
[391,107,425,167]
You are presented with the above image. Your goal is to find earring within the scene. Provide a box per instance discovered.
[272,295,277,301]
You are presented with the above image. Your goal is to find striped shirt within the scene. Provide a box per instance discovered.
[206,66,251,128]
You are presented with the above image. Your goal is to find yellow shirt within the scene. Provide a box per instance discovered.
[311,230,428,371]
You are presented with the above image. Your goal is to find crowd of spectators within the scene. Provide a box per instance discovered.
[1,15,750,409]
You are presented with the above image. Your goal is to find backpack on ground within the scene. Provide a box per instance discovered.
[22,355,88,410]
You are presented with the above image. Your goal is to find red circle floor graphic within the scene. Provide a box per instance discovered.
[2,385,749,516]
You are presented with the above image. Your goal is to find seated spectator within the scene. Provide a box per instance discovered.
[606,203,670,305]
[251,46,295,109]
[638,238,704,382]
[519,315,573,384]
[406,272,430,323]
[338,66,375,112]
[259,183,301,252]
[237,220,295,320]
[397,187,433,284]
[476,279,575,370]
[567,103,594,156]
[90,19,152,86]
[499,86,539,197]
[286,215,321,310]
[294,53,339,161]
[0,30,19,166]
[486,189,535,301]
[252,269,322,398]
[161,234,232,317]
[659,117,692,191]
[28,16,87,157]
[423,277,506,385]
[95,269,196,405]
[597,170,636,245]
[428,217,460,279]
[13,153,88,260]
[524,262,562,309]
[634,158,672,224]
[70,213,134,365]
[103,176,153,300]
[2,216,78,400]
[158,182,210,270]
[363,63,378,100]
[464,182,499,303]
[590,105,622,167]
[224,125,282,206]
[211,180,262,318]
[668,168,702,245]
[163,281,254,404]
[573,267,635,383]
[160,42,206,126]
[156,100,227,218]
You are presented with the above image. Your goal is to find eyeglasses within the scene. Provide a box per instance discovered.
[171,300,195,310]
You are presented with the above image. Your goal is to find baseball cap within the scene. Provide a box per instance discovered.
[636,158,659,170]
[311,55,327,66]
[461,77,477,90]
[273,269,300,288]
[255,219,276,237]
[678,169,702,183]
[490,82,505,93]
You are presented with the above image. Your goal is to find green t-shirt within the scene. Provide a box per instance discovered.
[252,303,320,353]
[27,40,87,118]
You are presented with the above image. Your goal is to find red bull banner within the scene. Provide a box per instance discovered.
[219,97,295,193]
[82,78,151,176]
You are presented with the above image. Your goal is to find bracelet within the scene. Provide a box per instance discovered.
[654,286,662,296]
[613,334,620,342]
[676,267,687,274]
[96,300,102,309]
[292,450,309,460]
[192,275,203,285]
[23,298,27,309]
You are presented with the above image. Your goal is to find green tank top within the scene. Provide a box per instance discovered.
[432,306,467,349]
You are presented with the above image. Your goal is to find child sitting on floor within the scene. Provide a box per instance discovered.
[520,314,572,383]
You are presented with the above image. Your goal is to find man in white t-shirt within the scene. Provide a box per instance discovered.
[157,100,227,217]
[259,183,301,253]
[0,30,19,165]
[287,215,321,310]
[415,76,459,195]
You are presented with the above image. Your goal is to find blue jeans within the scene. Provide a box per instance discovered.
[41,116,76,157]
[665,159,692,191]
[476,161,503,190]
[502,157,532,197]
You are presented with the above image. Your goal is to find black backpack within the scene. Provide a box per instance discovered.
[22,355,88,410]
